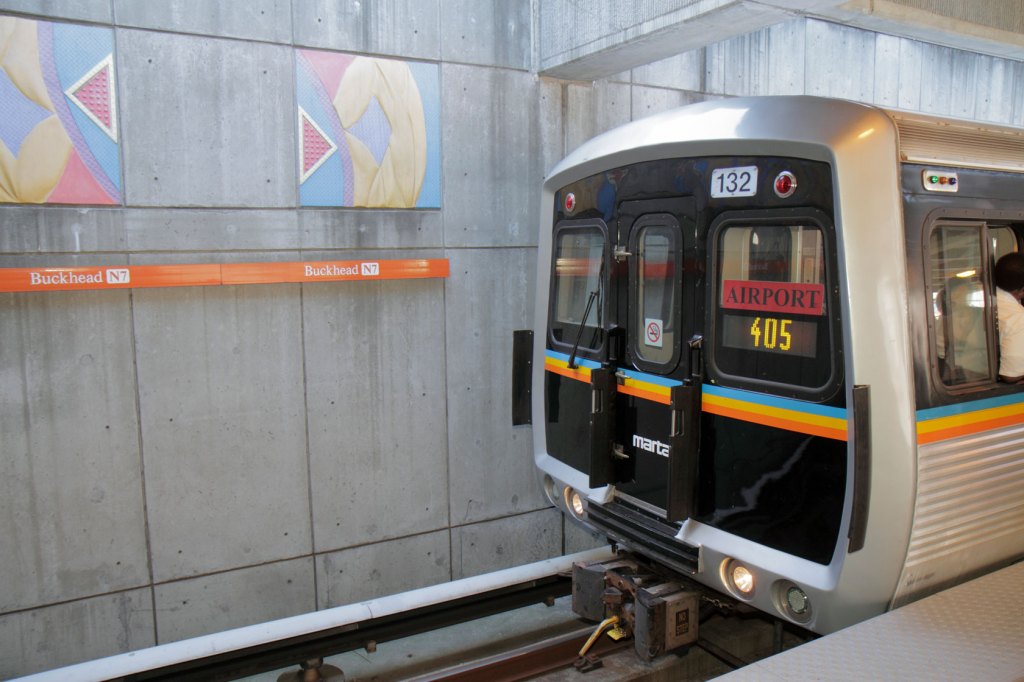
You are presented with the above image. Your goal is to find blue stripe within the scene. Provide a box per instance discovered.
[916,392,1024,422]
[545,349,601,370]
[704,384,847,420]
[618,368,683,387]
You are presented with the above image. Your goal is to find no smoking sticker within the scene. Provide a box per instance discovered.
[645,318,663,348]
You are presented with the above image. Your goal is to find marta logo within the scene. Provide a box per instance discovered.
[632,434,670,457]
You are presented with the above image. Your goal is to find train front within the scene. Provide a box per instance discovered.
[518,97,915,645]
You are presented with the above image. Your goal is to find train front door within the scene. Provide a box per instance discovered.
[604,198,702,522]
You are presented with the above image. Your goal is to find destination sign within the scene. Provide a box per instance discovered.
[721,280,825,316]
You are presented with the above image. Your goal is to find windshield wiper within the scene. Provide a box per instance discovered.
[566,289,599,370]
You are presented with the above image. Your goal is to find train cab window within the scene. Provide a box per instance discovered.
[712,222,835,392]
[550,222,607,351]
[928,224,995,387]
[632,217,681,367]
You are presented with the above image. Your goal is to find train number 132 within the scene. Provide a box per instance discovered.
[750,316,792,351]
[710,166,758,198]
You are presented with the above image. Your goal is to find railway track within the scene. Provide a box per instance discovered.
[16,547,807,682]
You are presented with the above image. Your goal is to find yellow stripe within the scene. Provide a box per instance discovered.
[544,357,591,382]
[703,392,847,432]
[917,402,1024,435]
[620,377,671,398]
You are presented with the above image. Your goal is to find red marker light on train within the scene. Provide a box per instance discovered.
[774,171,797,198]
[564,192,576,213]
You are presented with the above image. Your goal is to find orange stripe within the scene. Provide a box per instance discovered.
[918,413,1024,445]
[618,383,671,405]
[0,259,449,293]
[705,402,847,440]
[121,264,223,288]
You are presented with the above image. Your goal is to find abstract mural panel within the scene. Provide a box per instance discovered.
[296,49,440,208]
[0,17,120,204]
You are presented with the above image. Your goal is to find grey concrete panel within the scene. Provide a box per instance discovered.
[153,558,315,643]
[113,0,292,43]
[293,0,440,60]
[445,248,547,525]
[117,30,296,208]
[133,284,311,582]
[872,32,901,107]
[0,287,149,613]
[442,65,546,248]
[766,20,806,96]
[537,78,565,185]
[440,0,531,70]
[0,206,125,254]
[804,19,876,101]
[0,0,110,23]
[124,209,300,253]
[706,29,770,97]
[564,518,608,555]
[451,509,562,580]
[0,588,154,678]
[303,271,449,553]
[538,0,804,81]
[316,530,450,608]
[565,81,631,158]
[299,209,443,250]
[631,49,703,92]
[896,36,924,111]
[631,85,702,122]
[973,55,1020,125]
[919,43,972,119]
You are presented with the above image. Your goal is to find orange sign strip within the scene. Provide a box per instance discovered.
[0,259,449,293]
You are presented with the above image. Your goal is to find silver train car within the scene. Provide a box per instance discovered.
[514,96,1024,638]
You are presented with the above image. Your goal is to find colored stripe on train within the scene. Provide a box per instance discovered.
[543,350,848,441]
[702,384,848,441]
[916,393,1024,444]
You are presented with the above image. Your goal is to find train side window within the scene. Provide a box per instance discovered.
[711,221,836,393]
[550,222,607,352]
[632,217,681,368]
[990,226,1019,261]
[928,223,995,387]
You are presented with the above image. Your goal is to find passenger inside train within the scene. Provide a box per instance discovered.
[995,252,1024,384]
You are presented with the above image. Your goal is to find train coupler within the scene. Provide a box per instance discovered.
[572,557,699,661]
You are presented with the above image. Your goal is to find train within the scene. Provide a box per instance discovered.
[512,95,1024,653]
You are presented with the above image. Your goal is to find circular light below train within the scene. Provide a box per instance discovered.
[773,580,813,623]
[774,171,797,198]
[786,586,810,615]
[564,192,576,213]
[724,559,755,597]
[562,486,586,517]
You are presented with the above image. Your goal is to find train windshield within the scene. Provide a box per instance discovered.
[713,222,835,391]
[550,222,606,352]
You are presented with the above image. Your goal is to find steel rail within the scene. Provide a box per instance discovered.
[408,626,631,681]
[14,547,615,682]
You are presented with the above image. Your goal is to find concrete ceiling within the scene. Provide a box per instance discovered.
[538,0,1024,81]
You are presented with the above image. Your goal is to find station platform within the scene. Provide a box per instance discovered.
[719,561,1024,681]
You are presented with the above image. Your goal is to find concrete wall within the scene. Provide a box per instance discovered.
[1,1,1022,678]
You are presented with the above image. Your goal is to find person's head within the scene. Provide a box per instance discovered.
[994,252,1024,296]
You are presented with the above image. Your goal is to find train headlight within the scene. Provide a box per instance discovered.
[562,487,586,518]
[724,560,755,597]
